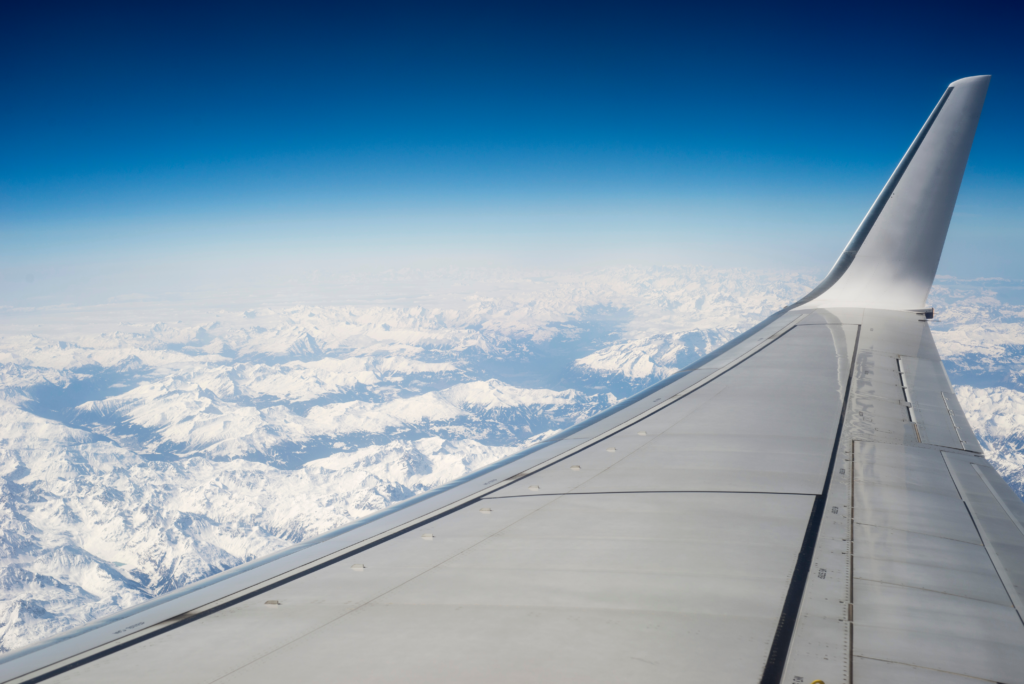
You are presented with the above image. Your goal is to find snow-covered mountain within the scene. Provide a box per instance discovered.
[929,277,1024,496]
[1,266,1022,653]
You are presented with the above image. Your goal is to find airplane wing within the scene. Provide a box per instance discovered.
[3,74,1021,684]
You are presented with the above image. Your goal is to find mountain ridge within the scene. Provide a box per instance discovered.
[1,266,1021,653]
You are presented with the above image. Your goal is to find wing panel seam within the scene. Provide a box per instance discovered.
[761,324,861,684]
[941,452,1024,627]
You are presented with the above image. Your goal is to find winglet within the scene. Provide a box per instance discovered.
[797,75,990,311]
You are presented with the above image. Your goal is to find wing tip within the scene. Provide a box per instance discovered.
[794,76,990,312]
[949,74,991,88]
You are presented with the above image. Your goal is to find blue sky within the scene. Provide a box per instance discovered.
[1,2,1022,305]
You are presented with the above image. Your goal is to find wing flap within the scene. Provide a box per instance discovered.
[783,309,1024,684]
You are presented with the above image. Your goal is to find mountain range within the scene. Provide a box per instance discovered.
[1,266,1021,652]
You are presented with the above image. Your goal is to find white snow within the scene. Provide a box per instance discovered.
[955,385,1024,494]
[1,266,1023,654]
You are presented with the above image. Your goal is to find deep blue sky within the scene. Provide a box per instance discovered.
[2,2,1022,305]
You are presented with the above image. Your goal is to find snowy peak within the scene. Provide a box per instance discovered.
[2,267,1022,656]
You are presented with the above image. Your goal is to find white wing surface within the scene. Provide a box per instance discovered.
[2,75,1021,684]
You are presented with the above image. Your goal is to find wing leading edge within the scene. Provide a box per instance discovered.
[2,75,1021,684]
